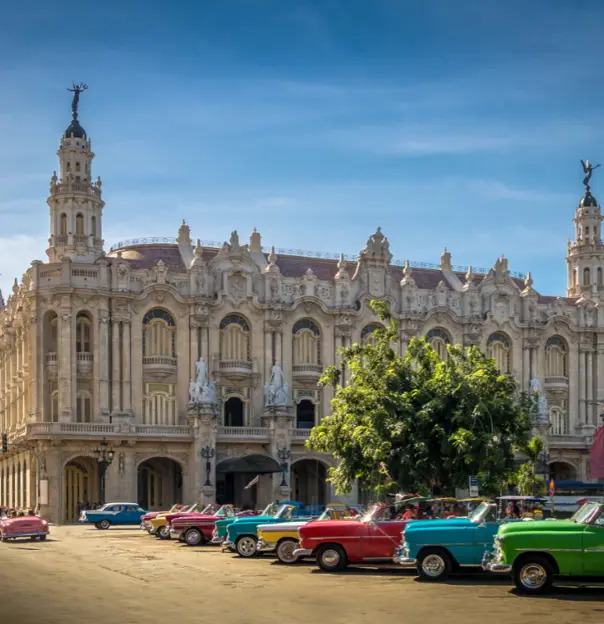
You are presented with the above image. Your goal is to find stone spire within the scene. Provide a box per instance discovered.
[265,246,280,274]
[439,247,452,271]
[335,253,349,279]
[400,260,416,287]
[190,239,205,268]
[249,227,262,253]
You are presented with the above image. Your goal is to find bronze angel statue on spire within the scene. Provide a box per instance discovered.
[581,160,601,190]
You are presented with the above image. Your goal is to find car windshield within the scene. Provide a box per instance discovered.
[216,505,234,517]
[202,504,220,515]
[262,502,279,516]
[469,501,495,523]
[360,504,388,523]
[275,505,294,520]
[571,501,601,524]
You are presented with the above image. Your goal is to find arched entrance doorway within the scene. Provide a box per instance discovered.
[216,454,281,508]
[296,400,315,429]
[549,461,578,482]
[224,397,244,426]
[137,458,182,511]
[63,457,98,523]
[291,459,327,506]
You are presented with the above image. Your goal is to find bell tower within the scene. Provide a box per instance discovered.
[566,161,603,298]
[46,83,104,263]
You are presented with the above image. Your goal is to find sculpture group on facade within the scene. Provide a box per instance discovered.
[188,357,217,405]
[529,377,548,421]
[264,362,289,407]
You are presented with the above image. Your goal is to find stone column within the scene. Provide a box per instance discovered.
[189,403,218,505]
[264,328,273,384]
[522,344,530,390]
[111,320,121,413]
[58,307,73,422]
[579,348,586,426]
[587,349,594,423]
[99,310,110,418]
[189,319,198,381]
[122,321,132,413]
[262,406,294,502]
[39,446,61,524]
[275,331,283,367]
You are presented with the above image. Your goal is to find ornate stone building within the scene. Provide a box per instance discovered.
[0,97,602,523]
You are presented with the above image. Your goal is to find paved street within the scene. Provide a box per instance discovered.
[1,525,603,624]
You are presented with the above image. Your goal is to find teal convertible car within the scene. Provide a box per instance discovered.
[83,502,148,529]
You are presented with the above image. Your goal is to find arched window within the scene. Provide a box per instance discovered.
[91,215,97,238]
[598,267,603,286]
[51,390,59,423]
[361,323,382,346]
[143,384,176,425]
[584,267,591,286]
[76,313,92,353]
[293,318,321,365]
[545,336,568,379]
[143,309,176,358]
[75,213,84,236]
[296,399,315,429]
[76,391,92,423]
[59,213,68,236]
[549,406,569,436]
[219,314,250,362]
[224,397,244,427]
[75,161,81,172]
[425,327,450,360]
[487,332,511,373]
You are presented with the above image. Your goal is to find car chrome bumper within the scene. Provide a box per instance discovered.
[483,562,512,573]
[222,540,234,550]
[292,548,312,559]
[211,535,224,544]
[256,539,276,553]
[394,556,417,567]
[3,531,48,538]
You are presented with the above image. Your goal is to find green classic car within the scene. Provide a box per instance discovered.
[484,501,604,594]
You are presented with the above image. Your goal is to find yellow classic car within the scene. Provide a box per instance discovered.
[256,504,360,564]
[151,503,217,539]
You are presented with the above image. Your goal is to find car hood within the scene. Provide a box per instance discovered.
[142,512,161,521]
[258,520,307,533]
[406,518,473,531]
[232,515,275,525]
[166,512,216,523]
[300,519,363,534]
[499,519,577,536]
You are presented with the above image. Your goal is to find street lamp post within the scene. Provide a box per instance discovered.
[277,448,291,487]
[201,446,215,487]
[93,438,115,506]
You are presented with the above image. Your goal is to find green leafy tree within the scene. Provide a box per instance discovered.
[307,301,532,497]
[513,435,547,496]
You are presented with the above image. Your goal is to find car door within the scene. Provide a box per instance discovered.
[112,505,125,523]
[471,521,499,564]
[363,521,404,559]
[124,505,139,525]
[582,516,604,576]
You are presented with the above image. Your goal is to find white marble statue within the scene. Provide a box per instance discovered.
[195,357,207,387]
[529,377,548,417]
[188,357,217,404]
[264,362,289,406]
[200,380,217,404]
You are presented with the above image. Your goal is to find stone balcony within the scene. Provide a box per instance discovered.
[76,352,93,377]
[544,375,569,390]
[291,428,312,443]
[46,352,58,378]
[142,355,177,378]
[292,362,323,384]
[217,359,253,381]
[217,426,271,442]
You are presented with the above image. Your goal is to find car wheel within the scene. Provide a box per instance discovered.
[417,548,452,581]
[147,528,156,535]
[316,544,348,572]
[236,535,258,558]
[39,535,47,541]
[184,528,204,546]
[99,520,111,530]
[276,539,299,564]
[514,556,554,595]
[157,526,171,540]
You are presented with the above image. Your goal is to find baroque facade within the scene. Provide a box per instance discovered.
[0,97,602,523]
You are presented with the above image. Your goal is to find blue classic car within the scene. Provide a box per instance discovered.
[394,501,502,580]
[83,502,148,529]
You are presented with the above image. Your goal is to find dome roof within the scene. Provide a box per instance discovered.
[64,119,86,139]
[580,191,598,208]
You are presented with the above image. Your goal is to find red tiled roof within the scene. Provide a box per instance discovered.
[108,244,187,271]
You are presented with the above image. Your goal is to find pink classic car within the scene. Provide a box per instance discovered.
[0,514,49,542]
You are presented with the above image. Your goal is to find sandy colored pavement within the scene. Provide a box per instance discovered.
[1,525,603,624]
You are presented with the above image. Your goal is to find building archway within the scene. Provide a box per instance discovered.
[63,457,98,523]
[291,459,328,506]
[137,458,182,511]
[549,461,578,482]
[215,454,281,508]
[296,400,316,429]
[224,397,244,426]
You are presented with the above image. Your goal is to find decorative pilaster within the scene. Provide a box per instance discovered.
[188,402,218,505]
[122,320,131,413]
[99,309,110,417]
[262,405,294,501]
[58,305,72,422]
[111,320,120,413]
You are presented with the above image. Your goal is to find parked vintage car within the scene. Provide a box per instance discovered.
[141,504,186,534]
[256,504,359,563]
[224,503,318,557]
[295,503,408,571]
[151,503,214,539]
[171,505,256,545]
[212,501,298,545]
[0,514,50,542]
[83,502,147,529]
[483,501,604,594]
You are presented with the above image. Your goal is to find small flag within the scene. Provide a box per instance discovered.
[244,475,259,490]
[548,479,555,497]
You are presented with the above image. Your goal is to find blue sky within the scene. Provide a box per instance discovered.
[1,0,603,298]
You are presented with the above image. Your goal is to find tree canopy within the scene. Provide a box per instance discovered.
[307,301,533,497]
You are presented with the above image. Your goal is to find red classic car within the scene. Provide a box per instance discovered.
[294,503,408,571]
[171,506,258,546]
[0,514,50,542]
[140,504,187,534]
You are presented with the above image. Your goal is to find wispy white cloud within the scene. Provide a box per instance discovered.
[0,234,47,297]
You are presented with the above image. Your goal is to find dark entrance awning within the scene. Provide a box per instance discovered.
[216,454,281,474]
